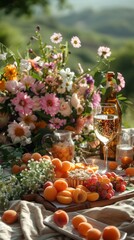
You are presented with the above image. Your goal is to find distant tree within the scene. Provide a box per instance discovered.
[0,0,67,16]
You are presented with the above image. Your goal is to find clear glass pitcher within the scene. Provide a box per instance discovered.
[42,130,75,162]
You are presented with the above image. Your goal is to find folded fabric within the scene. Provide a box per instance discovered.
[0,198,134,240]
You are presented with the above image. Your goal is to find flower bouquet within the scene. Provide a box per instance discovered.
[0,26,126,165]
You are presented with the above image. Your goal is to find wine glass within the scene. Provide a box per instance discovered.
[93,103,119,174]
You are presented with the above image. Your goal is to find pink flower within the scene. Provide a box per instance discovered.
[6,80,24,94]
[31,81,45,95]
[11,92,34,115]
[60,99,72,117]
[32,96,41,111]
[92,92,101,107]
[21,75,36,89]
[49,118,66,129]
[40,93,60,116]
[117,72,125,91]
[45,75,58,87]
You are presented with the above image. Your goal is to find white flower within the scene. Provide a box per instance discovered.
[50,32,63,44]
[0,52,7,60]
[97,46,111,59]
[71,36,81,48]
[60,68,75,91]
[60,68,74,79]
[20,59,32,72]
[7,121,31,145]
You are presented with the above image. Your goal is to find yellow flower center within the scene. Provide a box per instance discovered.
[15,127,25,137]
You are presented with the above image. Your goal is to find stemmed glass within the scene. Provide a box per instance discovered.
[93,103,119,174]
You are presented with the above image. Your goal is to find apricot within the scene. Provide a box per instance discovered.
[86,228,101,240]
[53,210,69,228]
[21,153,32,164]
[42,155,51,161]
[121,156,133,165]
[61,161,72,172]
[2,210,18,224]
[31,152,42,161]
[56,190,73,204]
[43,185,57,201]
[108,161,118,170]
[20,164,27,172]
[53,178,68,192]
[102,225,121,240]
[72,188,87,204]
[43,181,53,190]
[76,184,89,192]
[125,167,134,177]
[11,164,21,174]
[87,192,99,202]
[72,214,87,229]
[66,187,75,195]
[54,170,63,178]
[77,222,93,237]
[52,158,62,171]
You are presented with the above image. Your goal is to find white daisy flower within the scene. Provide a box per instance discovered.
[71,36,81,48]
[7,121,31,145]
[97,46,111,59]
[50,33,63,44]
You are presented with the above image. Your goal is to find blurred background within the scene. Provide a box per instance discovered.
[0,0,134,126]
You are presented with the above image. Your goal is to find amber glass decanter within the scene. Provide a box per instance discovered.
[100,71,122,161]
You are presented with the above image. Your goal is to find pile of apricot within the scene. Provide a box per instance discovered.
[43,178,99,204]
[53,210,121,240]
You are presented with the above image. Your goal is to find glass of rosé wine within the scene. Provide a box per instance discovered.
[93,103,119,173]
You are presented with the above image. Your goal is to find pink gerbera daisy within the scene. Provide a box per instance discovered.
[40,93,60,116]
[49,118,66,129]
[11,92,34,115]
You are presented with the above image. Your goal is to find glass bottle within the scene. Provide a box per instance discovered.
[100,71,122,161]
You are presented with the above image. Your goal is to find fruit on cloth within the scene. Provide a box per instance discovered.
[77,222,93,237]
[71,214,87,229]
[102,225,121,240]
[53,210,69,228]
[86,228,101,240]
[56,190,73,204]
[72,188,87,203]
[43,185,57,201]
[53,178,68,192]
[1,210,18,224]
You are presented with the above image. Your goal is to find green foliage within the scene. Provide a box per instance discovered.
[0,0,67,16]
